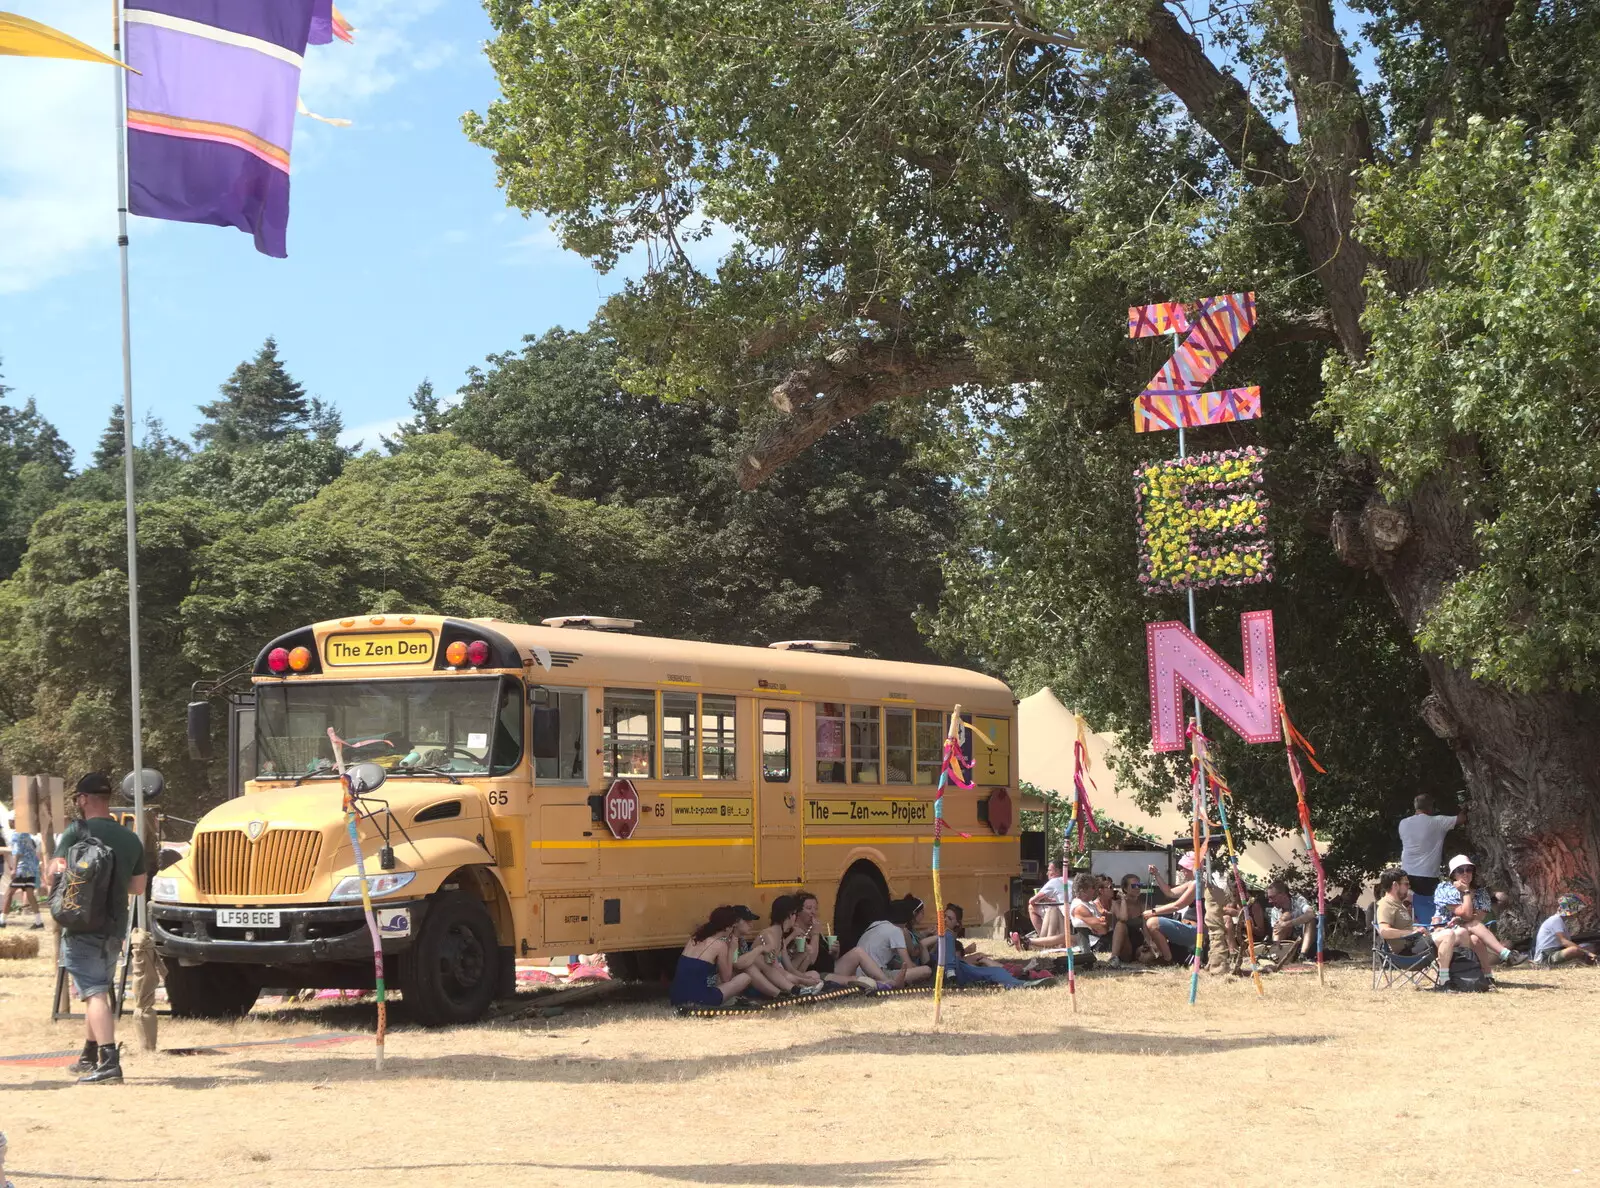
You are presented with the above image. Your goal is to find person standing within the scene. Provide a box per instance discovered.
[46,773,147,1084]
[1397,793,1463,896]
[0,826,44,927]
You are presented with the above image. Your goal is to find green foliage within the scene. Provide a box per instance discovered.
[171,435,348,514]
[0,436,662,815]
[450,326,957,655]
[1325,120,1600,692]
[194,337,314,448]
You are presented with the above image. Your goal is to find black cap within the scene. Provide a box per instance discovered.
[731,905,760,922]
[74,772,113,798]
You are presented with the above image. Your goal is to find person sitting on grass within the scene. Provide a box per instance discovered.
[1534,894,1597,968]
[754,895,824,991]
[1069,873,1116,960]
[1027,860,1068,934]
[671,905,776,1007]
[1265,879,1318,969]
[788,890,836,977]
[828,900,932,990]
[935,904,1036,988]
[1431,855,1526,988]
[1142,852,1199,965]
[733,900,813,995]
[1373,867,1435,968]
[1111,873,1147,963]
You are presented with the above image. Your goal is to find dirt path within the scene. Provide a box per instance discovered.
[3,948,1595,1186]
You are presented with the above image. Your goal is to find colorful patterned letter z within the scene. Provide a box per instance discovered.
[1146,611,1281,751]
[1128,292,1261,432]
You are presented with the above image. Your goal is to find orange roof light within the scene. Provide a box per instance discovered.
[340,618,355,627]
[288,646,312,672]
[400,615,416,626]
[370,615,386,626]
[445,640,468,666]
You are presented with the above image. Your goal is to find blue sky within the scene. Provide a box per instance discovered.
[0,0,636,461]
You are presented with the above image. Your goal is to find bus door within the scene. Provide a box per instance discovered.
[756,703,801,883]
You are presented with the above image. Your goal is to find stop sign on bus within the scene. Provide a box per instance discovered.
[603,778,640,840]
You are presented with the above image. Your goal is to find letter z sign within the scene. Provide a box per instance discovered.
[1128,292,1261,432]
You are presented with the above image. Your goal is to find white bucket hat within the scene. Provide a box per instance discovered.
[1447,854,1475,874]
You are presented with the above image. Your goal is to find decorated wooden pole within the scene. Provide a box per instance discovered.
[327,728,387,1070]
[1278,696,1330,985]
[1187,730,1205,1005]
[931,705,970,1027]
[1193,726,1265,996]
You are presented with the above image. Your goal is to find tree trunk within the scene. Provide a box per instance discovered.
[1344,477,1600,926]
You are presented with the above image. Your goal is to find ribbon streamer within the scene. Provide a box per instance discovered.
[931,706,968,1027]
[1065,721,1100,853]
[327,727,387,1069]
[1278,694,1329,984]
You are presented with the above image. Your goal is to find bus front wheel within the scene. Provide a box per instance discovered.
[400,891,500,1026]
[162,960,260,1019]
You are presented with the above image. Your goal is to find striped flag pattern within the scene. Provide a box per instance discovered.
[125,1,317,257]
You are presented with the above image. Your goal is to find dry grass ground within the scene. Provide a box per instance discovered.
[3,942,1597,1188]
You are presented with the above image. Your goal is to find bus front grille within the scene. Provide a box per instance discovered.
[194,829,321,897]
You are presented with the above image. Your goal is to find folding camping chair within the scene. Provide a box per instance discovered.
[1371,924,1439,990]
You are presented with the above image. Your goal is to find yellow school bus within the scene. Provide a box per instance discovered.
[152,614,1020,1024]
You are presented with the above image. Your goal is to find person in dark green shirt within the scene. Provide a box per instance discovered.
[48,773,147,1084]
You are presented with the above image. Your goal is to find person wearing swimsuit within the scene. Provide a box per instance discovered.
[671,906,782,1007]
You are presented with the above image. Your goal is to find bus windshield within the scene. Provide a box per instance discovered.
[255,677,522,779]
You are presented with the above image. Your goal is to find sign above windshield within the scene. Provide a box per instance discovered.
[324,631,436,667]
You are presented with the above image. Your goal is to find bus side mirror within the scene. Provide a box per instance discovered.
[187,701,212,760]
[527,685,551,706]
[122,768,165,805]
[346,762,386,796]
[532,707,561,760]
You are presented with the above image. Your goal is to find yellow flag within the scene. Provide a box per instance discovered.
[0,11,135,70]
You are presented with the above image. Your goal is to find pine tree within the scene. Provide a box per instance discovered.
[195,337,310,447]
[93,403,126,470]
[382,380,447,453]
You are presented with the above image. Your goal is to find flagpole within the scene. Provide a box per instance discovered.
[111,0,147,931]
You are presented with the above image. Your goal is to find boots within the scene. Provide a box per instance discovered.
[71,1038,98,1075]
[77,1043,123,1084]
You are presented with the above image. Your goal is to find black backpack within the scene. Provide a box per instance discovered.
[50,829,117,934]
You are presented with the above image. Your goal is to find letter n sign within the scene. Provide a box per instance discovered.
[1146,611,1281,751]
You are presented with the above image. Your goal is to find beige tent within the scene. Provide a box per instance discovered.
[1018,687,1304,884]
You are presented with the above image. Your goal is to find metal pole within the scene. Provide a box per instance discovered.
[1173,331,1204,735]
[111,0,147,932]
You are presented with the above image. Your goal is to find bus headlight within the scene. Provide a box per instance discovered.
[151,876,179,902]
[330,872,415,901]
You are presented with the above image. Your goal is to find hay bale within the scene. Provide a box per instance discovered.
[0,931,41,959]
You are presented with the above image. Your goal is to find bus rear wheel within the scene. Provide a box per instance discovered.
[834,867,889,953]
[400,891,500,1027]
[162,960,260,1019]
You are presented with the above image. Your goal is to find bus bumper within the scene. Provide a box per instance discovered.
[150,901,427,965]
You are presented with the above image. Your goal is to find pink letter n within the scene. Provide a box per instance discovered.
[1146,611,1281,751]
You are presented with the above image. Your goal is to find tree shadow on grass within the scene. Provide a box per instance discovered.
[321,1158,936,1185]
[103,1024,1324,1090]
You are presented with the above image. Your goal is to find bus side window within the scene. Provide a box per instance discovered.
[603,688,656,779]
[885,708,913,783]
[701,695,737,779]
[815,702,845,783]
[761,709,790,781]
[535,691,586,782]
[914,709,943,785]
[850,705,880,784]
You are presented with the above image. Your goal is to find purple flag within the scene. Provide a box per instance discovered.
[308,0,333,47]
[125,1,317,257]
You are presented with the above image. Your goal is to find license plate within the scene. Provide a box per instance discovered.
[216,909,281,929]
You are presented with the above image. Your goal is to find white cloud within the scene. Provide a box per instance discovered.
[0,0,458,295]
[298,0,452,108]
[339,414,406,450]
[0,2,121,295]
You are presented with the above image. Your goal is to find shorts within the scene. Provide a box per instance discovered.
[1155,918,1197,947]
[60,931,120,1001]
[8,875,37,888]
[1407,875,1439,896]
[1078,929,1114,954]
[1390,933,1434,959]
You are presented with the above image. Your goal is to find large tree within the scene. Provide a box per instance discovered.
[450,325,958,657]
[469,1,1600,907]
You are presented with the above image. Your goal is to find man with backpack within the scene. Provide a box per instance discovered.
[46,773,146,1084]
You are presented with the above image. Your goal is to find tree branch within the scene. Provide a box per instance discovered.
[736,339,988,490]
